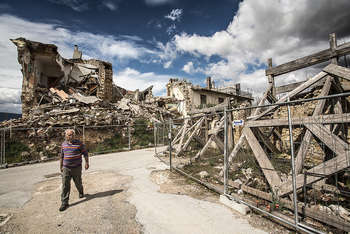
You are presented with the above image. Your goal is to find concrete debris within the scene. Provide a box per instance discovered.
[198,171,209,179]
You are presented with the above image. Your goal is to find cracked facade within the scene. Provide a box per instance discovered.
[11,38,114,118]
[166,77,253,116]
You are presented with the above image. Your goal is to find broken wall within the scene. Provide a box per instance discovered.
[10,38,116,118]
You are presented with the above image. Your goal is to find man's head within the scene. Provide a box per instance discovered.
[65,129,75,142]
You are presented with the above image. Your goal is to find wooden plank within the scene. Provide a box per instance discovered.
[194,135,214,161]
[265,41,350,76]
[212,135,224,153]
[208,117,225,135]
[177,117,204,156]
[243,127,281,190]
[279,149,350,196]
[253,83,272,116]
[251,72,328,120]
[275,81,305,94]
[246,112,350,127]
[239,185,350,232]
[177,119,189,152]
[253,128,280,154]
[304,123,348,155]
[189,103,227,115]
[323,63,350,81]
[295,76,332,174]
[171,125,185,145]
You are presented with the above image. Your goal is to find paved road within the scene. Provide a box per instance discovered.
[0,148,266,234]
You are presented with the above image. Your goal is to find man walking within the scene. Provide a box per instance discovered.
[59,129,89,212]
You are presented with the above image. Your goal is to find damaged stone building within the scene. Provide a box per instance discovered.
[11,38,120,118]
[166,77,253,116]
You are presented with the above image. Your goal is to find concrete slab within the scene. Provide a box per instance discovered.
[219,195,251,215]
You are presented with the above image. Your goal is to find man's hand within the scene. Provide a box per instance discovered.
[85,162,89,170]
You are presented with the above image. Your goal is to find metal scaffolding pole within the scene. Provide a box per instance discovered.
[287,97,299,226]
[224,107,228,194]
[169,119,172,171]
[128,124,131,150]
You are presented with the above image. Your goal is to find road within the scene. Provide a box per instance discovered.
[0,147,266,234]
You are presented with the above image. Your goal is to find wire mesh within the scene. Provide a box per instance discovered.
[0,121,156,167]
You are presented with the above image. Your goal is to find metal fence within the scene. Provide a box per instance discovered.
[0,121,156,167]
[155,92,350,233]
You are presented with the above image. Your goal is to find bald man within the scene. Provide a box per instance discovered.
[59,129,89,212]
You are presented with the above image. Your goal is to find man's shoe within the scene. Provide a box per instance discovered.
[79,193,84,198]
[59,203,69,212]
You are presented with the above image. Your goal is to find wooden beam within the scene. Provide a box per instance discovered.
[304,123,348,155]
[295,76,332,174]
[177,119,189,152]
[246,112,350,127]
[279,149,350,196]
[265,40,350,76]
[189,103,227,115]
[253,128,280,154]
[243,127,281,190]
[194,135,214,161]
[251,72,328,120]
[212,135,224,153]
[171,125,185,146]
[239,185,350,232]
[177,117,204,156]
[323,63,350,82]
[275,81,305,95]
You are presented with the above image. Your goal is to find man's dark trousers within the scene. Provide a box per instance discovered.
[61,166,83,205]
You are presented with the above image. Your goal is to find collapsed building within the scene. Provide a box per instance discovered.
[0,38,179,163]
[166,77,253,116]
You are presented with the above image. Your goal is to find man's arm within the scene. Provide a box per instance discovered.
[60,146,63,172]
[81,143,89,170]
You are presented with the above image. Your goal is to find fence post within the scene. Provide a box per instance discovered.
[169,119,172,171]
[287,97,298,226]
[83,125,85,144]
[128,123,131,150]
[224,107,229,195]
[154,122,157,155]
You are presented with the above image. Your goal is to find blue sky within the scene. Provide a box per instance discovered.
[1,0,350,113]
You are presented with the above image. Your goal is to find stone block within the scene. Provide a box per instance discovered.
[219,195,250,215]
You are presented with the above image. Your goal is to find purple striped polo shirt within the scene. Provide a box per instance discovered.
[61,139,88,168]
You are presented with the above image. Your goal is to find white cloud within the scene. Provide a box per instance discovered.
[48,0,89,12]
[145,0,174,6]
[182,61,202,74]
[155,40,178,68]
[0,104,22,114]
[0,88,22,113]
[114,68,173,96]
[0,88,21,104]
[166,24,176,35]
[102,1,117,11]
[172,0,350,93]
[163,61,172,69]
[0,14,160,113]
[165,9,183,22]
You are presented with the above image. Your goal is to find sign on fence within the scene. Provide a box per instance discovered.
[233,119,244,126]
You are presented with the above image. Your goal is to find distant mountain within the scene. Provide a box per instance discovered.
[0,112,22,122]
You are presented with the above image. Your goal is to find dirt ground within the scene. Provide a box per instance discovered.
[0,171,142,234]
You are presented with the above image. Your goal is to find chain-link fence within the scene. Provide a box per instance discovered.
[155,92,350,233]
[0,119,156,167]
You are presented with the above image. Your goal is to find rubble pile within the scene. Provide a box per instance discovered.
[0,96,179,128]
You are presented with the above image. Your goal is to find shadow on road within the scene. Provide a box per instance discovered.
[69,189,123,207]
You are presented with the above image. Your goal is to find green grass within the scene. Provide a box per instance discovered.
[5,140,30,164]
